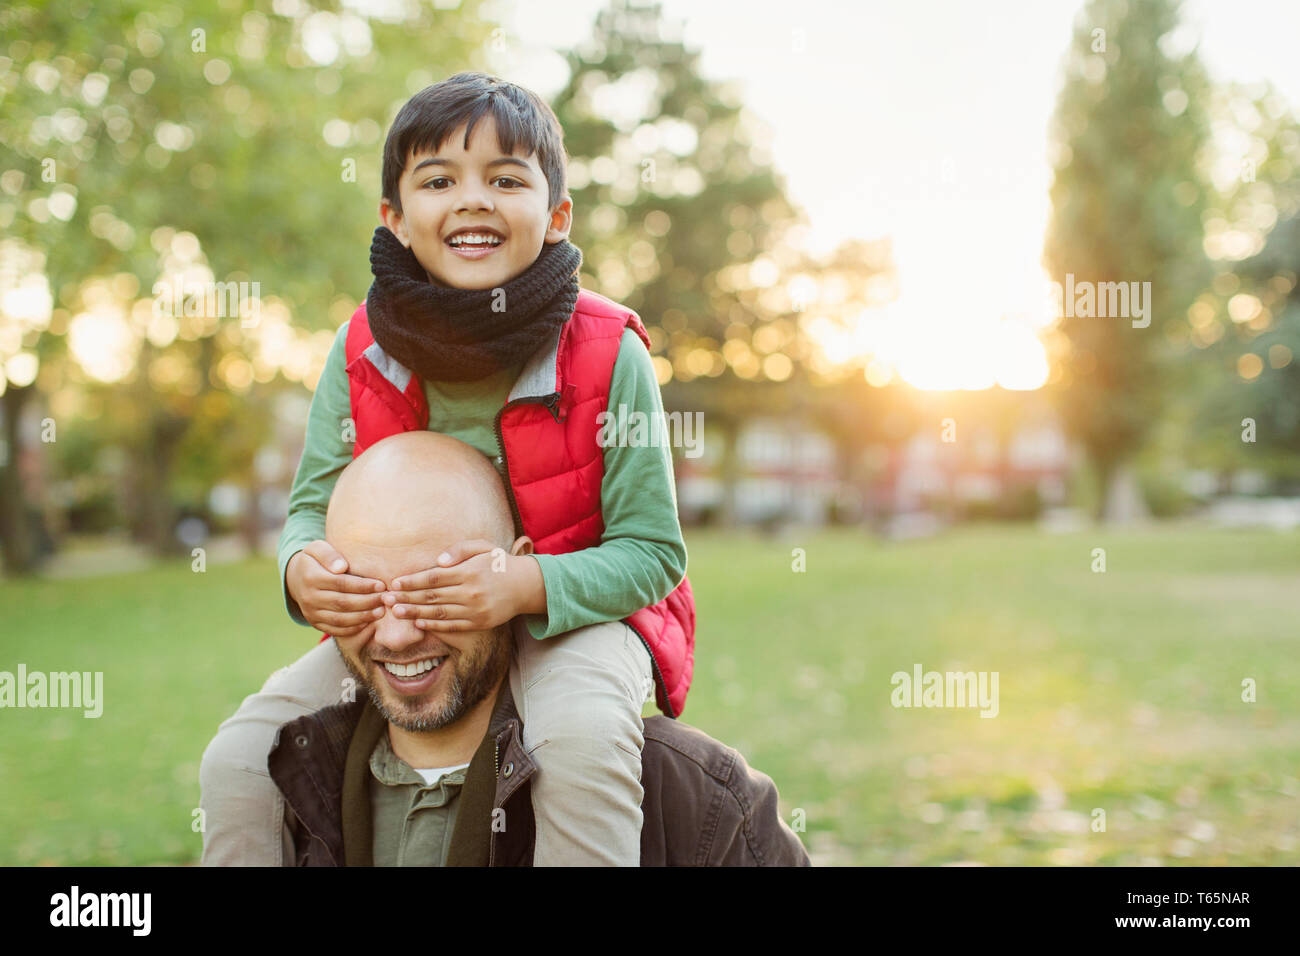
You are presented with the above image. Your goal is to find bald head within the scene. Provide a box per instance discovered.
[326,432,516,574]
[325,432,520,743]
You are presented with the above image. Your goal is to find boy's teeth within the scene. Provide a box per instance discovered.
[383,657,443,678]
[449,233,502,246]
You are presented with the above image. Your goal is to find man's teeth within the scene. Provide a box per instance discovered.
[383,657,445,678]
[448,233,503,246]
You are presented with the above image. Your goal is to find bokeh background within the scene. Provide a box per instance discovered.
[1,0,1297,865]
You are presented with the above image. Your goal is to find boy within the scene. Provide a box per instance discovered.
[199,71,696,865]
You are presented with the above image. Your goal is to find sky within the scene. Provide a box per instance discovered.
[486,0,1300,389]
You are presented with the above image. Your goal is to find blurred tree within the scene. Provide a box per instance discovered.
[552,0,798,358]
[551,0,896,523]
[662,238,900,523]
[1042,0,1212,522]
[1233,213,1300,471]
[0,0,492,568]
[1182,82,1300,482]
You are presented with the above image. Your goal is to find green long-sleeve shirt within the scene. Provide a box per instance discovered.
[276,321,687,641]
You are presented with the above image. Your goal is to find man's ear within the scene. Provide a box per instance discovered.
[379,198,409,247]
[509,535,535,557]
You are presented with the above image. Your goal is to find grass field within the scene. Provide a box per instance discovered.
[1,523,1296,865]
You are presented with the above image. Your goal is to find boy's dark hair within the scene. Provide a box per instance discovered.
[381,71,568,216]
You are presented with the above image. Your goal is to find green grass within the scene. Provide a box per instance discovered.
[1,524,1297,865]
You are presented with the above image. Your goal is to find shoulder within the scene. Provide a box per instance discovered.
[610,327,654,382]
[567,289,654,374]
[640,717,811,866]
[643,715,737,780]
[574,287,639,322]
[342,300,374,356]
[570,289,650,347]
[310,322,352,395]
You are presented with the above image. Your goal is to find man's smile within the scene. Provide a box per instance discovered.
[372,653,450,695]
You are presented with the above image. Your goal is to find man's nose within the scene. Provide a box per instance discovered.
[372,605,425,654]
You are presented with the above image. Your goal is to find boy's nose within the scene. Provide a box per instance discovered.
[454,187,493,213]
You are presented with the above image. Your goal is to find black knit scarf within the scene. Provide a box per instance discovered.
[366,225,583,382]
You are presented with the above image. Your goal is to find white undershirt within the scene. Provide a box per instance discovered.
[413,762,471,786]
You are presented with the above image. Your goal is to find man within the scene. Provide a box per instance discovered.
[266,431,809,865]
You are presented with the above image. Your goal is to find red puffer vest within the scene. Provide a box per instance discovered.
[332,288,695,717]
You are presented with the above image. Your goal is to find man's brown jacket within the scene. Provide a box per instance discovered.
[268,682,810,866]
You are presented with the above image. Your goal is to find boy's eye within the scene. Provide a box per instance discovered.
[422,176,523,189]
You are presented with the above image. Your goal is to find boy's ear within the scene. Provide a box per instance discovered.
[378,199,410,247]
[544,196,573,244]
[510,535,535,557]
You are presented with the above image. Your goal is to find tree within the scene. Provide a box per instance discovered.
[1184,82,1300,482]
[1042,0,1212,522]
[548,0,861,522]
[0,0,493,569]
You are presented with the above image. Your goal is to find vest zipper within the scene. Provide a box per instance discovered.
[493,393,561,539]
[624,617,676,718]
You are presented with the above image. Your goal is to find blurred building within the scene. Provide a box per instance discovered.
[868,420,1072,516]
[676,416,844,525]
[675,413,1074,527]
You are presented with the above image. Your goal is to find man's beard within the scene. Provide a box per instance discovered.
[338,625,512,732]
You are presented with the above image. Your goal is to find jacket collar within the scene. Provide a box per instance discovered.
[358,311,564,405]
[506,320,563,403]
[272,674,539,866]
[341,679,539,867]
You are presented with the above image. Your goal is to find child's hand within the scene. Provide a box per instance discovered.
[286,539,387,637]
[383,539,545,633]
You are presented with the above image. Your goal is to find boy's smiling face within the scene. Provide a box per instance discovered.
[379,113,572,291]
